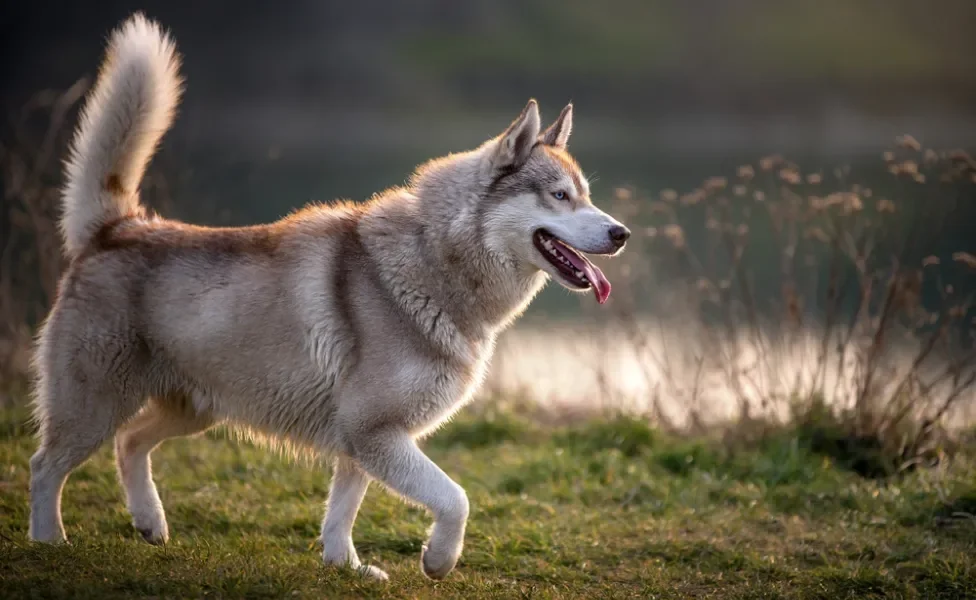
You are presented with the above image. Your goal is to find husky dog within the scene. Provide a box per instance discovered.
[28,14,630,580]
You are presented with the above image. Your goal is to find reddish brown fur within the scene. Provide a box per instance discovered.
[104,173,127,195]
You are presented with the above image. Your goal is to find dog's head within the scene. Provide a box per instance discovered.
[479,100,629,304]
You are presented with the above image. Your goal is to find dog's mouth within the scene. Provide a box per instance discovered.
[533,229,611,304]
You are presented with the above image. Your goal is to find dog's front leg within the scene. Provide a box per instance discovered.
[352,431,469,580]
[321,455,389,580]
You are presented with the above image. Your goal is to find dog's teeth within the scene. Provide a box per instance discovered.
[575,270,585,278]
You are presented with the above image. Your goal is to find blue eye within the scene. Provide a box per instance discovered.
[552,191,567,201]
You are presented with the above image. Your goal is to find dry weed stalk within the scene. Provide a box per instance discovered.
[0,80,88,390]
[594,139,976,471]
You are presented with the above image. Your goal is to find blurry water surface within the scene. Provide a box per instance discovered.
[487,319,976,428]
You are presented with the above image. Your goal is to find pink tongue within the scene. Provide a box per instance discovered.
[552,240,612,304]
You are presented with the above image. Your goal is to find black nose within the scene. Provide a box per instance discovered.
[609,225,631,245]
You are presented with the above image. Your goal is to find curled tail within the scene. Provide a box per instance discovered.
[61,13,182,259]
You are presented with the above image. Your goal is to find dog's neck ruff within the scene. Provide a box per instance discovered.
[358,148,552,367]
[358,208,481,367]
[360,208,541,369]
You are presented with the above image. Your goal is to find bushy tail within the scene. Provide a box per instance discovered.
[60,13,182,259]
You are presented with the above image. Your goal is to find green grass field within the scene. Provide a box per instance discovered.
[1,406,975,599]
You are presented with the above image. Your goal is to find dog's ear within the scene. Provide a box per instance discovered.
[493,99,541,171]
[540,103,573,149]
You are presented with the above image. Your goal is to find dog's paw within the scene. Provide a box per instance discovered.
[28,531,68,544]
[325,559,389,581]
[134,518,168,545]
[357,564,389,581]
[28,518,68,544]
[132,509,169,545]
[136,527,168,545]
[421,543,459,580]
[323,549,389,582]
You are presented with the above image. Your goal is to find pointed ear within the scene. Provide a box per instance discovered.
[540,103,573,148]
[494,99,541,171]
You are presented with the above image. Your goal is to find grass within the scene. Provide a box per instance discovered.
[1,406,976,599]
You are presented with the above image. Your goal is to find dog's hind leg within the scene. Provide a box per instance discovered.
[350,432,469,580]
[29,379,131,543]
[321,456,388,580]
[115,396,214,544]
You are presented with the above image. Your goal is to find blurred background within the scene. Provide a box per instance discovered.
[4,0,975,221]
[2,0,975,425]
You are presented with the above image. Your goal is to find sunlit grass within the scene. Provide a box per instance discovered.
[2,407,975,598]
